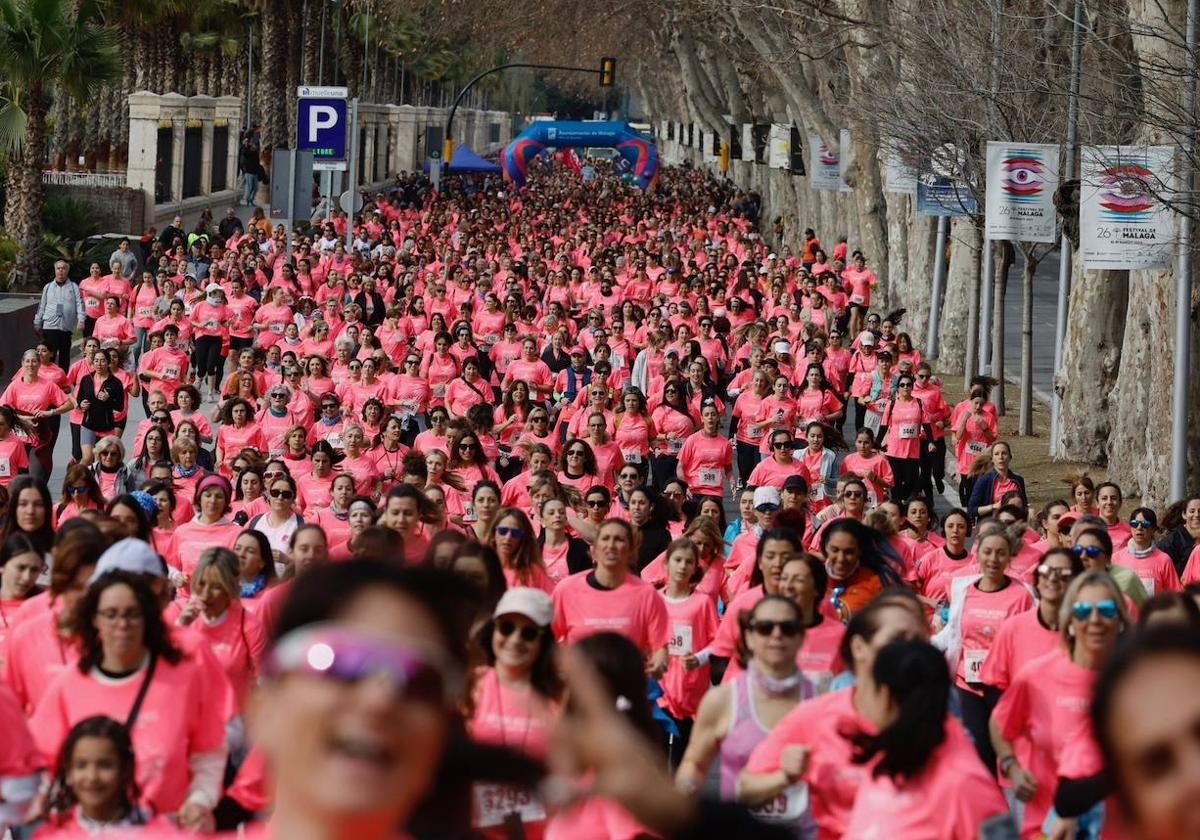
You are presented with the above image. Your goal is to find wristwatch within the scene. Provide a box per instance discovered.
[999,755,1017,776]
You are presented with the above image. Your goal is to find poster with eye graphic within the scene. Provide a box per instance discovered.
[984,142,1060,242]
[1080,145,1178,270]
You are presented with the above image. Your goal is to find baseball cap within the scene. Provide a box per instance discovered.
[205,283,222,295]
[858,331,876,346]
[569,346,587,356]
[493,587,554,627]
[89,538,164,583]
[1058,512,1081,531]
[753,486,782,511]
[782,475,809,493]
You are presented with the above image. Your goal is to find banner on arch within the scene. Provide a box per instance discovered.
[1079,145,1177,271]
[984,141,1060,242]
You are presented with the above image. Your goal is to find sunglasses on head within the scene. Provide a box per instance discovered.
[749,619,801,637]
[495,619,541,642]
[263,624,460,706]
[1071,599,1119,622]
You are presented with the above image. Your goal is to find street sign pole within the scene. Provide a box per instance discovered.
[430,148,442,192]
[345,97,359,253]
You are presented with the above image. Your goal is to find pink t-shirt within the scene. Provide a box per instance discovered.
[956,578,1034,692]
[882,397,926,461]
[185,600,267,706]
[676,431,732,497]
[797,616,844,694]
[30,656,226,814]
[551,571,669,654]
[844,720,1009,839]
[1111,545,1180,596]
[744,687,869,839]
[746,456,808,491]
[2,608,76,714]
[657,591,719,719]
[977,606,1061,693]
[993,648,1098,837]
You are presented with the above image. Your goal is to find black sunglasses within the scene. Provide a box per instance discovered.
[749,619,801,637]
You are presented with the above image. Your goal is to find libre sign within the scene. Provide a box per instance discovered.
[297,86,348,171]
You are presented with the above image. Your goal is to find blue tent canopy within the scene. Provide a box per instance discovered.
[423,145,501,173]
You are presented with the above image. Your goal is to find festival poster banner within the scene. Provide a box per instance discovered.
[916,143,978,216]
[809,133,843,190]
[884,140,918,194]
[984,141,1060,242]
[768,124,791,169]
[1080,146,1177,270]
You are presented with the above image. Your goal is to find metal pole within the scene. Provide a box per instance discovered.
[1171,0,1197,500]
[286,148,297,268]
[345,98,359,253]
[318,0,327,87]
[1050,0,1085,457]
[979,0,1003,376]
[964,229,981,388]
[927,216,950,358]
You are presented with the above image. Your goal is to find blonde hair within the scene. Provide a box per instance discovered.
[1058,570,1129,651]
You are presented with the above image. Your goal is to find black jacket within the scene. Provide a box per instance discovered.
[1160,526,1198,575]
[76,373,125,432]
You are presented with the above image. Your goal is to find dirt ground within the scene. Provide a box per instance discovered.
[933,369,1131,511]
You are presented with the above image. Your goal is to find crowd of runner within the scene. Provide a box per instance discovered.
[3,156,1200,839]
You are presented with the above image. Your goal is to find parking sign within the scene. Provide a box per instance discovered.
[297,86,348,171]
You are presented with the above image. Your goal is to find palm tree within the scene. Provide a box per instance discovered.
[0,0,120,285]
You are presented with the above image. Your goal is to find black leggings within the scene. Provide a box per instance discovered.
[651,454,678,490]
[920,438,947,502]
[194,336,225,379]
[958,687,998,775]
[888,455,921,503]
[736,440,761,486]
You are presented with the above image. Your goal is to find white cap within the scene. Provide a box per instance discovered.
[768,252,778,260]
[773,340,791,355]
[753,485,782,511]
[858,330,876,346]
[89,538,164,583]
[493,587,554,627]
[205,283,223,295]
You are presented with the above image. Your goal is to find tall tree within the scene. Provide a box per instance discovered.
[0,0,120,285]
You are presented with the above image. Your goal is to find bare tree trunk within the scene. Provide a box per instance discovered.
[937,217,980,373]
[991,241,1013,415]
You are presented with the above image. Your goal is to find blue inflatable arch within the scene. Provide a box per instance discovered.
[502,121,659,190]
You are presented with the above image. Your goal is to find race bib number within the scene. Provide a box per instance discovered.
[668,624,694,656]
[698,467,722,487]
[270,323,285,334]
[808,484,825,501]
[863,412,881,434]
[899,423,919,440]
[163,365,180,379]
[0,457,10,478]
[964,648,988,683]
[85,296,99,310]
[432,384,446,397]
[137,306,154,318]
[473,783,546,829]
[747,424,764,438]
[206,320,217,330]
[623,450,642,464]
[749,784,809,823]
[399,399,418,417]
[850,293,865,305]
[462,502,477,522]
[666,438,683,455]
[1140,577,1156,597]
[269,448,283,459]
[966,440,987,456]
[326,432,343,449]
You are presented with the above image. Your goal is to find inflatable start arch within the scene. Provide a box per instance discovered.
[502,121,659,190]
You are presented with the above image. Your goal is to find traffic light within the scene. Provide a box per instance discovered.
[600,57,617,87]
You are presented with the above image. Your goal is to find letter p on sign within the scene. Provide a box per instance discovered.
[308,105,338,142]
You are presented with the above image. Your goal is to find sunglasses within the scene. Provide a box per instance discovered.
[1036,564,1073,581]
[269,488,295,500]
[1072,545,1104,558]
[263,624,459,706]
[749,619,801,637]
[1071,599,1119,622]
[772,441,791,450]
[1129,519,1154,529]
[842,490,864,499]
[586,499,609,509]
[495,619,541,642]
[459,442,477,450]
[322,404,338,410]
[495,525,525,540]
[530,416,548,422]
[567,449,586,457]
[152,415,171,422]
[619,473,639,481]
[67,486,89,495]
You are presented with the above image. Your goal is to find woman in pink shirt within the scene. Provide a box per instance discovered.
[1113,507,1180,596]
[842,639,1010,838]
[878,372,931,503]
[421,332,459,410]
[216,398,267,477]
[611,388,657,476]
[172,474,241,584]
[656,539,720,728]
[991,570,1129,839]
[3,350,73,479]
[91,296,137,355]
[934,521,1034,765]
[676,400,732,501]
[0,407,32,489]
[467,587,562,839]
[731,369,772,488]
[176,547,267,709]
[30,570,227,828]
[488,507,553,593]
[0,533,42,662]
